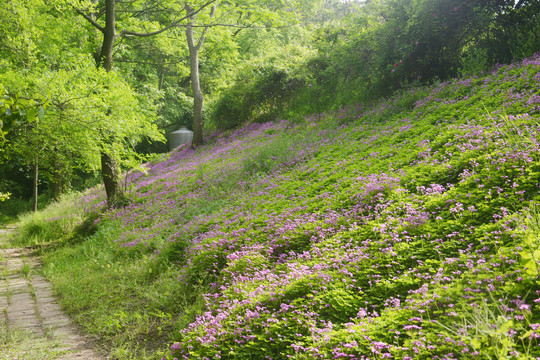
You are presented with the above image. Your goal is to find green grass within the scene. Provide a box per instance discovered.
[20,262,31,279]
[12,192,89,248]
[0,320,66,359]
[40,225,186,359]
[0,198,29,227]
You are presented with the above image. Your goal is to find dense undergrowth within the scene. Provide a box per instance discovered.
[11,55,540,359]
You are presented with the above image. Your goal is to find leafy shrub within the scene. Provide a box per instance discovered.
[213,66,306,129]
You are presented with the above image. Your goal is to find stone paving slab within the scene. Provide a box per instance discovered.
[7,310,37,318]
[43,318,73,328]
[0,228,105,359]
[36,297,58,305]
[10,292,33,301]
[34,289,55,298]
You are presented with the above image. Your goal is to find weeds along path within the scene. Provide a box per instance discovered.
[0,227,104,359]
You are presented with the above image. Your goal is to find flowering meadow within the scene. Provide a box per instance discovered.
[19,54,540,359]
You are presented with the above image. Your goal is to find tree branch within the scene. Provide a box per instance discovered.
[115,58,185,66]
[75,8,105,33]
[195,4,217,51]
[181,23,290,29]
[119,0,217,38]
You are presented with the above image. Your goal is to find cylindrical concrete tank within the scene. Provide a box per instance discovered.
[169,126,193,150]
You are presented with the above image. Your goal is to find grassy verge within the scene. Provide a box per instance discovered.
[40,222,181,359]
[12,192,92,248]
[0,321,66,359]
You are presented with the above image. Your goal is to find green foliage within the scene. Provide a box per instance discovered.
[242,133,293,174]
[160,89,194,131]
[0,0,168,211]
[0,319,67,359]
[212,45,313,128]
[13,192,91,246]
[1,57,163,211]
[0,198,29,226]
[516,205,540,277]
[0,89,46,135]
[2,0,540,358]
[213,0,540,127]
[460,46,490,76]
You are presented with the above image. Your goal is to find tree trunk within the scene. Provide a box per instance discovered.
[98,0,124,206]
[100,0,116,71]
[186,20,204,147]
[33,152,38,212]
[186,3,215,148]
[101,152,123,207]
[189,47,204,147]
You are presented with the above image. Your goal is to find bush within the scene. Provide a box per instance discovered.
[212,66,306,129]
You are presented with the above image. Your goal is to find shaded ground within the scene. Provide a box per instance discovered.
[0,227,105,359]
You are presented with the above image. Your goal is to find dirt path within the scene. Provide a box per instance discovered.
[0,227,105,359]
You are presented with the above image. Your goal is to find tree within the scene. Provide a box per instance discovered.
[74,0,216,205]
[74,0,294,154]
[1,0,161,208]
[182,0,298,146]
[185,3,216,147]
[1,88,48,211]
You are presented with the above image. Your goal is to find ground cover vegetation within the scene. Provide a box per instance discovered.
[0,320,67,359]
[11,54,540,358]
[2,0,540,358]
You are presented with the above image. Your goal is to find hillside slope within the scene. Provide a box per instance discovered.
[15,55,540,359]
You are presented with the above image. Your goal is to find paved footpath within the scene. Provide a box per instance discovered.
[0,227,105,359]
